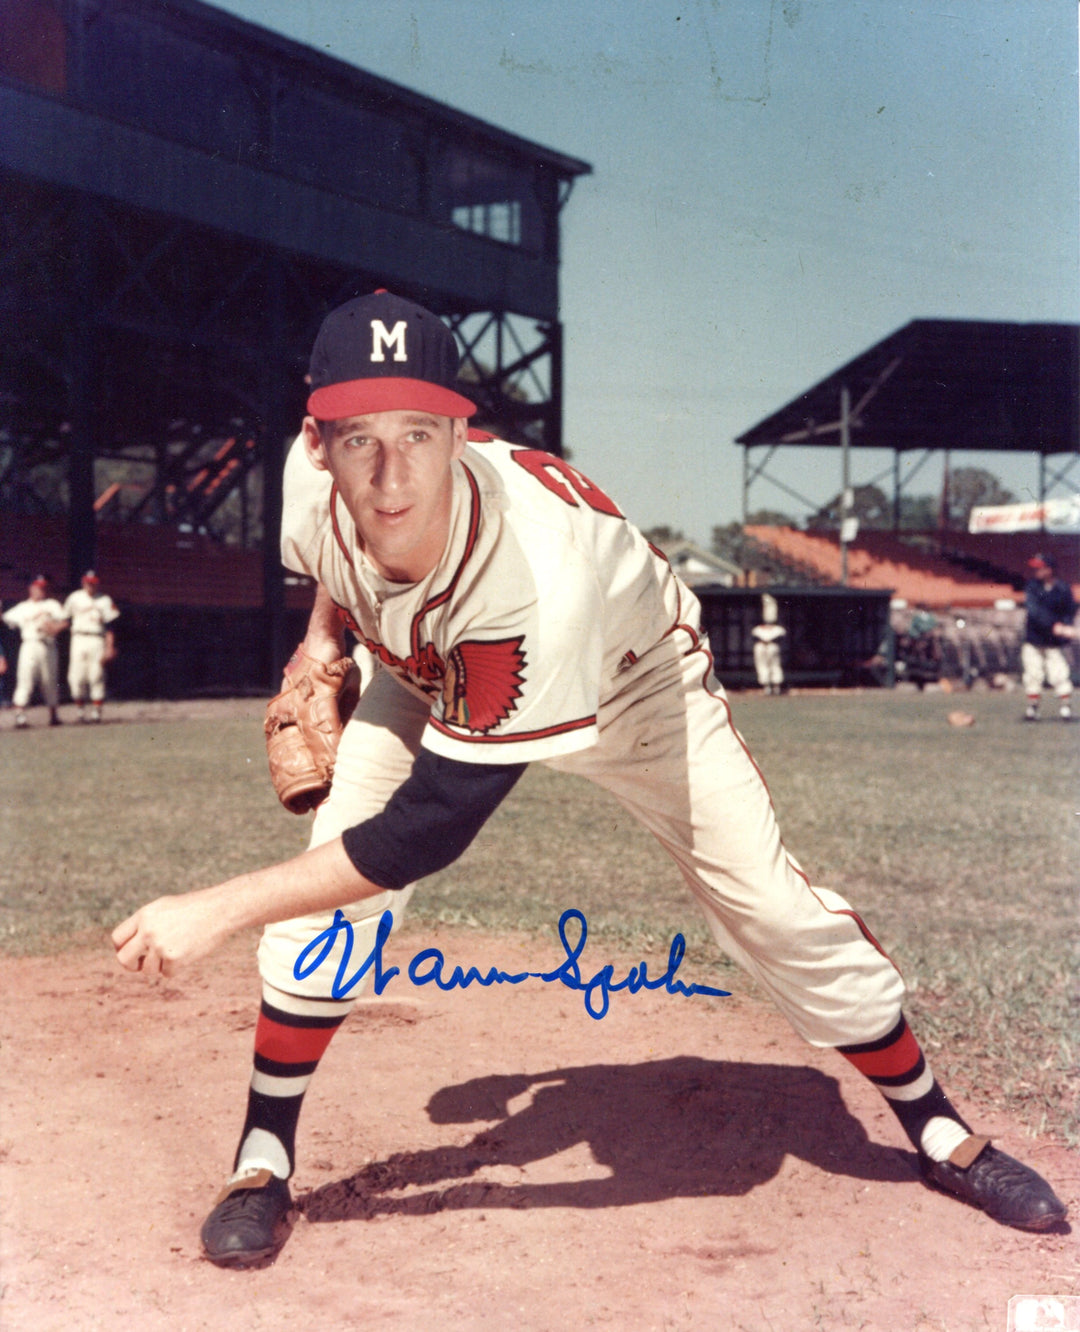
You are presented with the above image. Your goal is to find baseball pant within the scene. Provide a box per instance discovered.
[1021,643,1073,699]
[13,641,59,709]
[68,634,108,702]
[258,635,905,1051]
[753,641,783,690]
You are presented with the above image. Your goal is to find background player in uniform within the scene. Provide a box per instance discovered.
[751,593,786,695]
[61,570,120,723]
[112,291,1066,1267]
[3,575,65,728]
[1020,553,1077,722]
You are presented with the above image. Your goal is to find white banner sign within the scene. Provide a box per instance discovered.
[968,495,1080,535]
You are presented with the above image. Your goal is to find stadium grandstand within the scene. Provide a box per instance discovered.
[0,0,590,695]
[717,320,1080,686]
[740,526,1079,610]
[736,319,1079,608]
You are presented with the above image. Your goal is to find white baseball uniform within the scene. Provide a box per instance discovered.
[1021,642,1073,698]
[2,597,65,708]
[751,623,786,691]
[62,587,120,702]
[1021,575,1077,705]
[260,435,905,1050]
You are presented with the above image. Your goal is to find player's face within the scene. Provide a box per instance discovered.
[303,410,467,583]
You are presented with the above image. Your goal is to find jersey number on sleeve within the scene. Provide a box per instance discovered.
[510,449,623,518]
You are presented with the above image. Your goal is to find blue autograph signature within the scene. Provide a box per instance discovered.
[293,907,730,1020]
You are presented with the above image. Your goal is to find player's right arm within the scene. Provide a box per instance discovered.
[112,752,525,977]
[111,838,383,976]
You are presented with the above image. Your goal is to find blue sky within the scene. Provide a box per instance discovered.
[214,0,1078,542]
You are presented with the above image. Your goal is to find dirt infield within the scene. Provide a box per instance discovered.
[1,922,1076,1332]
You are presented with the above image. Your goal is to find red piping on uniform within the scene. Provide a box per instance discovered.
[333,600,360,633]
[807,884,897,965]
[409,463,482,658]
[683,631,901,972]
[426,712,597,744]
[693,638,777,799]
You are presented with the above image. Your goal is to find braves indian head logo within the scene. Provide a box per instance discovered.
[442,637,527,733]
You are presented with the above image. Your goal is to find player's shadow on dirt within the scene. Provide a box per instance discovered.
[302,1056,917,1222]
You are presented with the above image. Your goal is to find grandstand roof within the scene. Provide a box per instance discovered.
[736,320,1079,456]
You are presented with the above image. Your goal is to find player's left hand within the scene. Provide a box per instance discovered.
[111,890,230,977]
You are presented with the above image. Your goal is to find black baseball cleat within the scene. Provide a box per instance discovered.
[919,1143,1067,1231]
[200,1169,292,1267]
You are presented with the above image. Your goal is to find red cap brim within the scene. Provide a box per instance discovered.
[308,377,475,420]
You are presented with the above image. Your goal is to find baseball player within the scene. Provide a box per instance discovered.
[751,593,786,694]
[1020,553,1077,722]
[2,575,65,727]
[61,570,120,723]
[112,291,1066,1267]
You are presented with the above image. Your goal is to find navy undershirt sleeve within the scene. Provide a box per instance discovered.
[341,749,527,890]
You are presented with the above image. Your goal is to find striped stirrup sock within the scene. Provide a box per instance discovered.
[838,1014,974,1163]
[231,981,355,1181]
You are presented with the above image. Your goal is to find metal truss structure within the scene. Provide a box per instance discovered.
[0,0,590,680]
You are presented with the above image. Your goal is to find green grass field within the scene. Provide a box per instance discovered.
[2,689,1077,1143]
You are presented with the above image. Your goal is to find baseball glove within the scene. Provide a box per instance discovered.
[265,646,361,814]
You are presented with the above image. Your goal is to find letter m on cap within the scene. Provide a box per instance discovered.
[370,319,408,363]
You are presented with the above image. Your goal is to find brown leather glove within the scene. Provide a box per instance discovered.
[264,646,361,814]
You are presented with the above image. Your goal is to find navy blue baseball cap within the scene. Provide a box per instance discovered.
[307,289,476,420]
